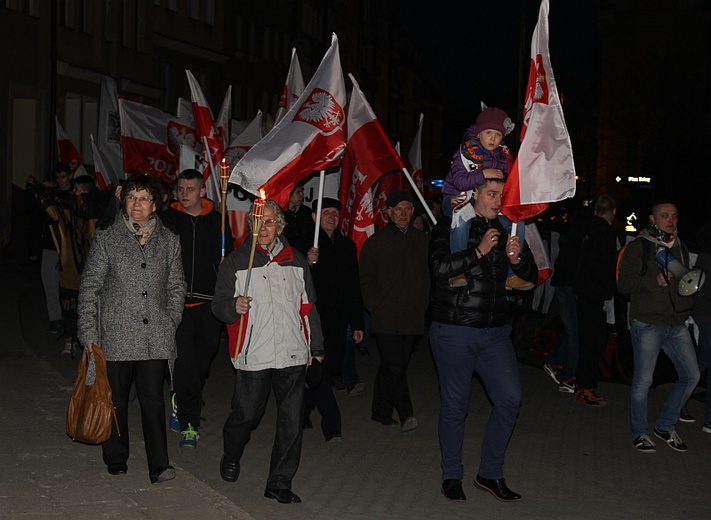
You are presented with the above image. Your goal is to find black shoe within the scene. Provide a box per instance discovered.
[325,432,342,443]
[441,479,466,501]
[107,463,127,475]
[220,455,240,482]
[303,416,313,429]
[371,414,398,426]
[150,465,175,484]
[264,488,302,504]
[474,475,522,502]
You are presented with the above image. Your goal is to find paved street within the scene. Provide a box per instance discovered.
[1,259,709,519]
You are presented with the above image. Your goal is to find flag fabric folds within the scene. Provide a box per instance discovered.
[230,33,347,209]
[407,113,425,195]
[55,117,87,178]
[501,0,576,223]
[274,48,306,126]
[90,135,119,190]
[339,74,405,255]
[97,76,124,183]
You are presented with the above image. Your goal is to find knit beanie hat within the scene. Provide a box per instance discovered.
[475,107,509,136]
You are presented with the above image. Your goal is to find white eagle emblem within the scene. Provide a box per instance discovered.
[294,88,344,136]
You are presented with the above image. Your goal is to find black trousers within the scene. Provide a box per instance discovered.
[103,359,169,479]
[223,364,306,490]
[372,334,416,422]
[575,299,607,390]
[174,303,222,429]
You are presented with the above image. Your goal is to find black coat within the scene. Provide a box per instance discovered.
[160,199,233,304]
[429,216,538,328]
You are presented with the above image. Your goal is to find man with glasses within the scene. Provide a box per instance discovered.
[213,200,323,504]
[160,169,233,449]
[359,190,429,433]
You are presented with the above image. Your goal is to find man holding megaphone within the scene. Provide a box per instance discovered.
[618,200,701,454]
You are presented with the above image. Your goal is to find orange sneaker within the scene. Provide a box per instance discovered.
[575,387,606,407]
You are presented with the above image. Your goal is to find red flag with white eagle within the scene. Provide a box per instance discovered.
[501,0,576,223]
[55,118,87,178]
[274,48,306,126]
[339,74,405,255]
[407,113,425,195]
[372,142,404,229]
[119,99,189,183]
[230,33,346,209]
[186,70,224,203]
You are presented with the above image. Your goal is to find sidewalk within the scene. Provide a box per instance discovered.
[1,259,710,519]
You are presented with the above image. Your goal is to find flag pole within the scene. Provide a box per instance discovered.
[401,167,437,225]
[312,170,325,248]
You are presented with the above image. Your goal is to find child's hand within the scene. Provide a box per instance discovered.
[483,168,504,180]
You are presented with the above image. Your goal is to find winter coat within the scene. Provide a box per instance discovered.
[359,221,429,335]
[212,235,324,370]
[77,215,186,361]
[572,215,618,301]
[429,216,538,328]
[160,198,233,304]
[617,230,694,327]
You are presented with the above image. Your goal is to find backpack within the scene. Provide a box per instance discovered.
[615,238,653,300]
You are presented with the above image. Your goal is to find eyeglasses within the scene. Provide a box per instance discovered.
[126,195,154,204]
[262,218,279,228]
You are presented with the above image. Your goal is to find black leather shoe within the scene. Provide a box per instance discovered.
[303,416,313,429]
[220,456,240,482]
[150,465,175,484]
[264,488,302,504]
[475,475,522,502]
[371,414,398,426]
[441,479,466,501]
[107,463,127,475]
[325,432,342,443]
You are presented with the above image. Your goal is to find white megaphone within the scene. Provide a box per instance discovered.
[655,249,706,296]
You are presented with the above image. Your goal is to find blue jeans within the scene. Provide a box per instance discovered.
[696,321,711,422]
[629,320,700,438]
[430,322,521,481]
[548,285,579,382]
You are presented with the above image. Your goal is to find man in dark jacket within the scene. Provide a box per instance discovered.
[160,169,233,448]
[429,178,537,503]
[618,200,699,453]
[359,190,429,433]
[302,197,364,441]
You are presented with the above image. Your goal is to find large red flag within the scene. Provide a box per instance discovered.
[372,142,404,229]
[55,118,87,178]
[230,33,346,208]
[186,70,224,203]
[274,48,306,126]
[119,99,191,183]
[339,74,405,255]
[501,0,576,223]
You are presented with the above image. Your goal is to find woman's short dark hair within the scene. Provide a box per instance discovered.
[121,174,165,210]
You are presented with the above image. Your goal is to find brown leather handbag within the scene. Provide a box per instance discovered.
[66,344,119,444]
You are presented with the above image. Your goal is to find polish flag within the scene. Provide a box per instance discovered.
[55,117,87,178]
[525,221,553,284]
[186,70,224,203]
[372,142,404,229]
[119,99,190,183]
[231,33,346,209]
[274,48,306,126]
[339,74,405,255]
[407,113,424,195]
[97,76,124,182]
[501,0,576,223]
[224,110,263,169]
[90,135,120,190]
[215,85,233,149]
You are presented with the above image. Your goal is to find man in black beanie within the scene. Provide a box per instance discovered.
[359,190,429,433]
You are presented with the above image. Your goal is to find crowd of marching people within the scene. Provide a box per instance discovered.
[16,111,710,503]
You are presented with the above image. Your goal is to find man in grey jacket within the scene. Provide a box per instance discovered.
[212,200,323,505]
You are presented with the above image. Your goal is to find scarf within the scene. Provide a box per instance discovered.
[645,220,677,247]
[122,211,157,246]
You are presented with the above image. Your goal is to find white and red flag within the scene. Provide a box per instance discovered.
[274,48,306,126]
[90,135,120,190]
[501,0,576,223]
[119,99,190,183]
[97,76,124,182]
[55,117,87,178]
[339,74,405,255]
[407,112,425,195]
[231,33,346,209]
[186,70,224,202]
[224,110,263,169]
[371,142,403,229]
[215,85,233,149]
